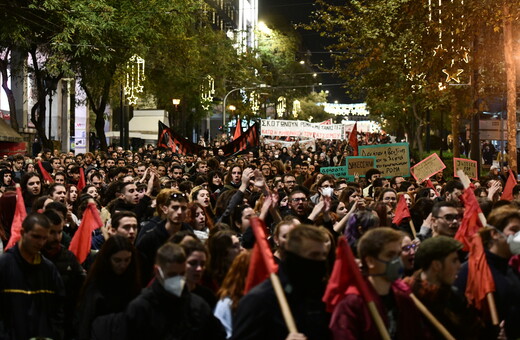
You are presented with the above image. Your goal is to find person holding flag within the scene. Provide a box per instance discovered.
[454,205,520,339]
[328,228,425,339]
[232,224,331,340]
[403,236,483,339]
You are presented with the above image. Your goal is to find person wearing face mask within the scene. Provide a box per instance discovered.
[231,225,331,340]
[330,228,425,339]
[403,236,483,340]
[454,205,520,340]
[125,242,226,340]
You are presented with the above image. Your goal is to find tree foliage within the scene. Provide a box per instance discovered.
[307,0,520,154]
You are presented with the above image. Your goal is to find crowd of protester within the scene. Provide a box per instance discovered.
[0,135,519,340]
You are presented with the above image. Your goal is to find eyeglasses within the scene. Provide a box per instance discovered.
[437,214,462,222]
[291,197,307,203]
[402,243,418,252]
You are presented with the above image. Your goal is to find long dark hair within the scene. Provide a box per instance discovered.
[21,172,43,207]
[81,235,141,298]
[206,230,237,286]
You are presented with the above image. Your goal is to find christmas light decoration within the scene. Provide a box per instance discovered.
[124,55,145,105]
[201,75,215,110]
[442,68,464,83]
[276,96,286,117]
[249,91,260,114]
[292,100,301,118]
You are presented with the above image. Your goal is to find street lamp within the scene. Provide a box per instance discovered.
[171,98,181,127]
[222,85,268,128]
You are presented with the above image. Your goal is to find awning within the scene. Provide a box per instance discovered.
[0,118,23,142]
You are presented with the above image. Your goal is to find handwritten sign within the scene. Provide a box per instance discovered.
[453,158,478,180]
[358,143,410,178]
[346,156,376,177]
[410,153,446,183]
[320,166,349,178]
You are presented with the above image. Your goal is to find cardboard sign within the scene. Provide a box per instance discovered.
[345,156,376,177]
[358,143,410,178]
[320,166,349,178]
[410,153,446,183]
[453,158,478,180]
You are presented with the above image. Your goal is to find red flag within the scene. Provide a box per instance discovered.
[425,179,440,197]
[5,185,27,250]
[69,202,103,263]
[77,167,86,192]
[233,118,242,141]
[500,169,517,200]
[455,186,483,251]
[392,195,411,225]
[37,160,54,183]
[466,233,495,310]
[348,123,358,156]
[323,236,373,313]
[244,217,278,293]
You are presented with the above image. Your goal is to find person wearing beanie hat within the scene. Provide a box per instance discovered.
[403,236,482,339]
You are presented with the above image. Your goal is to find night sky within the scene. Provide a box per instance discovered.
[259,0,351,103]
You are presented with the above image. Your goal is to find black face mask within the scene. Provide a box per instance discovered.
[284,251,327,294]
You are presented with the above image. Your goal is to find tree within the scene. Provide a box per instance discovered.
[296,91,331,122]
[51,0,200,151]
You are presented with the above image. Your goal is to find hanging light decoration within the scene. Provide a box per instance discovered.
[249,91,260,114]
[124,55,145,105]
[292,99,301,118]
[276,96,286,117]
[201,75,215,110]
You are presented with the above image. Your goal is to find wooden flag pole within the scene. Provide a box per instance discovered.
[366,301,391,340]
[409,219,417,239]
[409,293,455,340]
[456,169,499,325]
[270,273,298,333]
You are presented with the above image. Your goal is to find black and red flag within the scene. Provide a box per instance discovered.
[158,121,260,157]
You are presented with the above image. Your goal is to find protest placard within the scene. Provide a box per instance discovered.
[410,153,446,183]
[345,156,376,177]
[260,119,344,139]
[453,158,478,180]
[320,166,348,178]
[358,143,410,177]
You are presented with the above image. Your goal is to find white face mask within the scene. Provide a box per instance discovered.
[507,231,520,255]
[158,267,186,297]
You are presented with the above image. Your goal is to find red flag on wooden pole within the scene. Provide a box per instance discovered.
[425,179,440,197]
[392,195,411,226]
[69,202,103,263]
[455,186,483,251]
[77,167,86,192]
[244,217,278,293]
[348,123,358,156]
[466,234,496,310]
[324,237,390,339]
[500,169,517,200]
[233,118,242,141]
[5,185,27,250]
[37,160,54,183]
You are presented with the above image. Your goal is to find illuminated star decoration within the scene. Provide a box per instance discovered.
[442,68,464,83]
[124,55,145,105]
[461,50,469,63]
[433,44,447,56]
